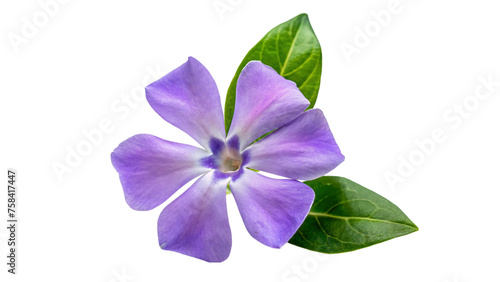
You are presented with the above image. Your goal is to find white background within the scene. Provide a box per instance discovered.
[1,0,499,281]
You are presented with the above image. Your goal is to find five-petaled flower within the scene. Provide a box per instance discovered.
[111,57,344,262]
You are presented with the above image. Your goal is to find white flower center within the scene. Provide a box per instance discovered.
[219,148,242,173]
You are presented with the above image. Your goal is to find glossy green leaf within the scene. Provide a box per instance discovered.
[224,13,322,132]
[289,176,418,253]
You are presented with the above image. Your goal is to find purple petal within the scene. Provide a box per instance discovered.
[230,169,314,248]
[146,57,225,150]
[158,172,231,262]
[111,134,210,211]
[245,109,344,180]
[227,61,310,150]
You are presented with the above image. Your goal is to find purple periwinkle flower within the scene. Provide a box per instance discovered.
[111,57,344,262]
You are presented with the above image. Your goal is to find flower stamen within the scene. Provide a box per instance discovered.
[224,158,241,172]
[219,146,243,173]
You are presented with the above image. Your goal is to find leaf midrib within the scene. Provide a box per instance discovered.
[279,16,304,76]
[308,211,417,229]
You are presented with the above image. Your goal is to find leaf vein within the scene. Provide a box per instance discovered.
[314,216,359,245]
[280,16,303,76]
[308,212,416,229]
[297,58,319,90]
[282,49,315,77]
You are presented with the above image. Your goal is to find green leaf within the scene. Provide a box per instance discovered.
[224,13,322,132]
[289,176,418,253]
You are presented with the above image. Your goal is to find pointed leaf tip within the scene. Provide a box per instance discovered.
[289,176,418,253]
